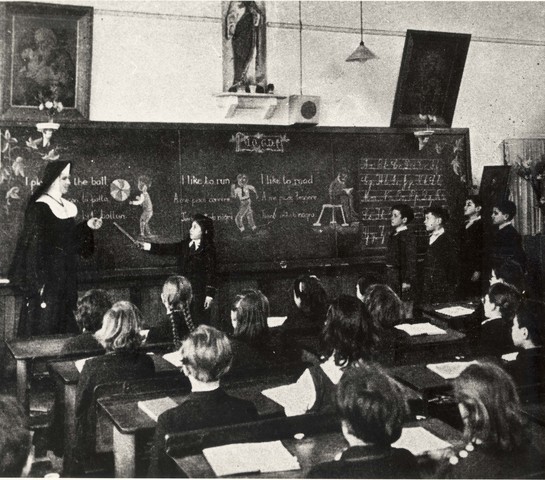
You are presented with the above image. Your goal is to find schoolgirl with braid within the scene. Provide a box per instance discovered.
[147,275,195,350]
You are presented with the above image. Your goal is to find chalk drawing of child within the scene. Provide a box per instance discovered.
[130,175,154,238]
[231,173,258,232]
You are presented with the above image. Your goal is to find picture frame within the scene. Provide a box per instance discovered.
[0,2,92,122]
[479,165,512,213]
[390,29,471,128]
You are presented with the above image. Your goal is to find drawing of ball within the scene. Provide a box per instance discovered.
[110,179,131,202]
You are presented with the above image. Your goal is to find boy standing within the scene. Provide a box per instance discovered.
[489,199,526,274]
[421,207,457,304]
[385,204,416,318]
[458,195,484,299]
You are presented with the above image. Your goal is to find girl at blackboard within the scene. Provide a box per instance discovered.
[138,213,217,326]
[146,275,196,350]
[385,203,416,319]
[9,161,103,337]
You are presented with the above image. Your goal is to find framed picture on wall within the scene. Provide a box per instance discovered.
[390,29,471,128]
[0,2,92,122]
[479,165,512,215]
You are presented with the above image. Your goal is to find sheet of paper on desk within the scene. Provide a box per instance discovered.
[392,427,452,456]
[395,323,446,336]
[262,383,302,411]
[435,306,475,317]
[427,361,478,379]
[267,316,287,328]
[203,440,300,476]
[74,356,97,372]
[163,351,183,367]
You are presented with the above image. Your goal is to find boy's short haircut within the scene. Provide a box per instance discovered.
[180,325,233,382]
[424,206,450,224]
[0,396,31,476]
[495,199,517,219]
[488,282,521,322]
[466,195,483,209]
[492,258,525,294]
[391,204,414,223]
[516,299,545,346]
[336,361,407,446]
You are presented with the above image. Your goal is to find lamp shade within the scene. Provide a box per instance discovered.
[346,40,378,63]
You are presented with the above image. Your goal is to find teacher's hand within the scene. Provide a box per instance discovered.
[204,296,213,309]
[87,217,103,230]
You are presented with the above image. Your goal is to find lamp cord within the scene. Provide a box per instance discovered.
[360,1,364,43]
[299,0,303,95]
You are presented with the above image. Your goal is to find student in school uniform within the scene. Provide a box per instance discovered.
[60,289,111,355]
[475,282,521,356]
[421,207,458,305]
[307,361,420,479]
[355,272,383,300]
[458,195,484,299]
[73,301,155,474]
[284,295,369,416]
[433,361,542,478]
[146,275,195,350]
[489,257,526,295]
[229,289,275,372]
[358,283,403,365]
[0,396,32,477]
[385,204,417,318]
[148,325,258,477]
[282,275,328,333]
[506,299,545,399]
[138,213,217,326]
[489,199,526,274]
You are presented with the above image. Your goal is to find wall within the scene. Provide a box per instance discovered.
[9,1,545,184]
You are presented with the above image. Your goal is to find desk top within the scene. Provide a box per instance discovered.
[48,353,178,384]
[390,363,452,395]
[6,334,103,360]
[168,417,463,478]
[98,371,296,435]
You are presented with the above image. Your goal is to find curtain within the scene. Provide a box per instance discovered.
[503,138,545,235]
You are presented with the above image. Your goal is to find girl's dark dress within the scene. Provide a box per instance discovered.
[148,240,217,325]
[10,202,94,337]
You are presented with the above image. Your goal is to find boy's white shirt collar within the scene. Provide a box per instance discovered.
[395,225,408,234]
[429,227,445,244]
[499,220,513,230]
[465,216,481,228]
[189,239,201,248]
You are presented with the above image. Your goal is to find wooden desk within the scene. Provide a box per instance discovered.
[390,363,453,399]
[98,369,302,477]
[5,334,103,413]
[47,353,178,473]
[166,418,463,478]
[418,302,478,332]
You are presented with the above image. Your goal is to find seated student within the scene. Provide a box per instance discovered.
[282,275,328,332]
[476,282,521,355]
[433,361,542,478]
[146,275,195,350]
[73,301,155,473]
[490,257,526,295]
[308,361,420,479]
[0,396,32,477]
[458,195,484,299]
[359,284,403,365]
[61,289,112,354]
[148,325,258,477]
[506,299,545,396]
[489,199,526,273]
[229,289,276,371]
[421,207,457,304]
[355,272,383,300]
[285,295,369,416]
[385,204,417,317]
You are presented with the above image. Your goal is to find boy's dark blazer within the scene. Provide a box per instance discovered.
[459,218,484,296]
[490,223,526,271]
[421,232,458,304]
[386,228,417,298]
[148,388,258,477]
[307,445,420,479]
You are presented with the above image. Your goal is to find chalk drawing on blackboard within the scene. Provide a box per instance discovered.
[110,179,131,202]
[313,171,358,228]
[129,175,155,238]
[231,173,258,233]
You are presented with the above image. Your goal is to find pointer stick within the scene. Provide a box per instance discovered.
[113,222,137,244]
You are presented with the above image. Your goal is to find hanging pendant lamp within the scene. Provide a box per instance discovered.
[346,1,377,63]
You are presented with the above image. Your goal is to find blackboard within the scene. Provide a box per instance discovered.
[0,124,471,279]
